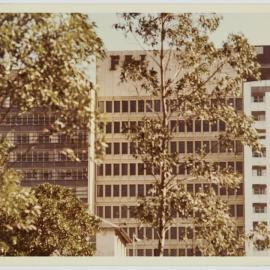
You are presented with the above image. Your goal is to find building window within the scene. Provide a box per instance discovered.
[130,100,136,113]
[105,185,111,197]
[97,206,103,218]
[105,164,112,176]
[106,143,112,155]
[179,163,185,175]
[170,141,177,153]
[105,206,111,218]
[138,100,144,112]
[121,206,128,218]
[252,166,266,176]
[114,101,120,113]
[122,100,128,113]
[113,206,120,218]
[114,143,120,155]
[106,122,112,133]
[130,163,136,175]
[253,184,267,195]
[113,164,120,176]
[122,163,128,175]
[252,147,266,157]
[211,121,217,132]
[236,183,243,195]
[236,162,243,173]
[229,205,235,217]
[97,164,103,176]
[195,120,201,132]
[137,249,144,256]
[145,249,152,256]
[138,184,144,197]
[97,185,103,197]
[121,185,128,197]
[176,142,185,155]
[179,120,185,132]
[170,227,177,240]
[252,95,265,103]
[195,141,201,153]
[237,205,244,217]
[203,120,209,132]
[122,142,128,154]
[154,100,160,112]
[252,111,265,121]
[145,227,152,240]
[98,101,104,113]
[170,120,177,132]
[114,122,120,133]
[253,203,267,213]
[106,101,112,113]
[146,100,152,112]
[113,185,119,197]
[138,163,144,175]
[130,184,136,197]
[187,141,193,153]
[129,206,136,218]
[219,120,226,131]
[186,120,193,132]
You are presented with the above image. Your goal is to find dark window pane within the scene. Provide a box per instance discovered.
[113,185,119,197]
[236,161,243,173]
[170,141,177,153]
[114,143,120,155]
[229,205,235,217]
[179,120,185,132]
[203,120,209,132]
[211,121,217,132]
[114,101,120,113]
[122,121,129,133]
[186,120,193,132]
[106,101,112,113]
[170,227,177,240]
[195,141,201,153]
[122,163,128,175]
[195,120,201,132]
[130,163,136,175]
[138,100,144,112]
[113,164,120,176]
[211,141,218,153]
[106,122,112,133]
[237,204,244,217]
[130,184,136,197]
[97,164,103,176]
[121,206,128,218]
[170,120,177,132]
[187,141,193,153]
[105,185,111,197]
[179,163,185,175]
[106,143,112,155]
[121,185,128,197]
[179,141,185,153]
[154,100,160,112]
[146,100,152,112]
[187,184,193,194]
[105,206,111,218]
[97,206,103,218]
[114,122,120,133]
[138,163,144,175]
[105,164,112,176]
[138,184,144,197]
[97,185,103,197]
[235,98,243,110]
[122,101,128,113]
[122,142,128,154]
[146,228,152,239]
[203,141,210,153]
[130,100,136,113]
[219,120,226,131]
[236,183,243,195]
[113,206,120,218]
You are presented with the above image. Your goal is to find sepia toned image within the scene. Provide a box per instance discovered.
[1,11,270,259]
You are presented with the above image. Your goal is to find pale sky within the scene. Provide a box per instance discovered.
[89,13,270,51]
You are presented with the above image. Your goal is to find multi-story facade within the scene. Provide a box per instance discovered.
[0,107,89,202]
[95,51,245,256]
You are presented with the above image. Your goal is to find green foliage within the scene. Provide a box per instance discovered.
[0,13,105,160]
[15,184,100,256]
[248,222,270,251]
[0,137,40,256]
[115,13,261,256]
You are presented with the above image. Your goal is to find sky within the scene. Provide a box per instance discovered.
[88,13,270,51]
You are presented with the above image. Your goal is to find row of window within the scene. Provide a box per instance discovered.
[98,98,243,114]
[96,203,244,220]
[102,119,229,134]
[7,133,88,145]
[104,140,243,155]
[2,114,57,126]
[23,169,87,181]
[96,183,244,198]
[96,161,243,177]
[252,166,267,176]
[11,151,88,163]
[127,248,201,257]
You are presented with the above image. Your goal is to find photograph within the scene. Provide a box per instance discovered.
[1,6,270,261]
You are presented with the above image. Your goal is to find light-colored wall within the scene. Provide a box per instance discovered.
[244,80,270,256]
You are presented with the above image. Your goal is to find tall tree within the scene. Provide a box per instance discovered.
[0,137,40,255]
[0,13,105,159]
[115,13,261,256]
[14,183,100,256]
